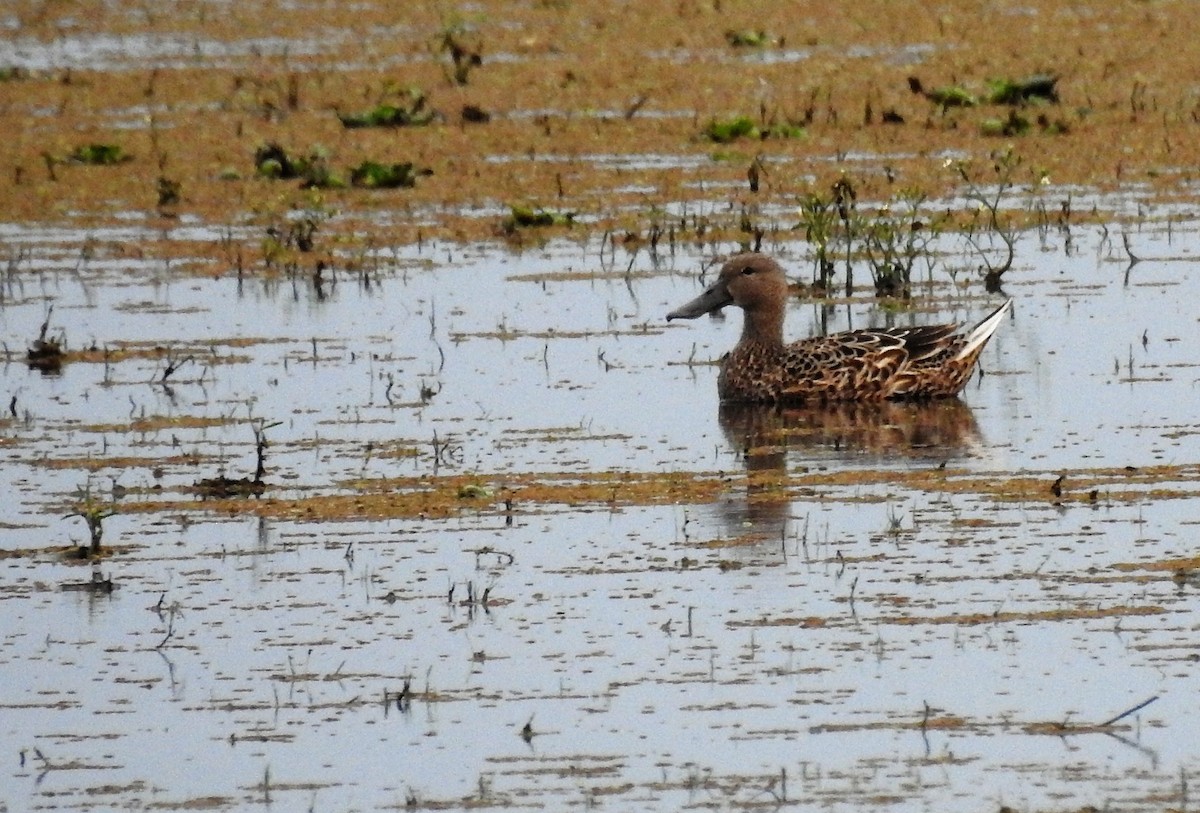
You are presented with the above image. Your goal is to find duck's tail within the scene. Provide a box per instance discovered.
[955,299,1013,361]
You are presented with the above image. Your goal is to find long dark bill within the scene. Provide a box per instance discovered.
[666,280,732,320]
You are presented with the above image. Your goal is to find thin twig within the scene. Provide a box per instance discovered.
[1099,695,1158,727]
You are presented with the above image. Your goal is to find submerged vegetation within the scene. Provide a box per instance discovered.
[64,484,117,557]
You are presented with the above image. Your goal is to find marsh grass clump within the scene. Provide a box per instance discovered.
[338,88,436,128]
[254,143,343,188]
[259,199,332,277]
[26,306,65,373]
[156,175,181,209]
[704,115,760,142]
[986,74,1060,105]
[195,420,280,498]
[793,178,944,299]
[980,110,1031,137]
[910,73,1064,135]
[980,110,1069,137]
[68,143,131,165]
[955,149,1020,292]
[435,22,483,85]
[349,160,432,189]
[65,485,117,558]
[501,205,575,233]
[254,142,301,179]
[907,76,977,111]
[724,29,774,48]
[702,113,805,143]
[796,193,838,290]
[861,189,940,299]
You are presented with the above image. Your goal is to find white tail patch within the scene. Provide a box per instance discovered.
[955,299,1013,361]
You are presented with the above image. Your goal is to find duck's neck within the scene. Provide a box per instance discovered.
[739,301,785,348]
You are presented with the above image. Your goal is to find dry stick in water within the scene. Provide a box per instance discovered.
[1098,695,1159,728]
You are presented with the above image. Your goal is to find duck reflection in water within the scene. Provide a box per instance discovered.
[707,399,984,540]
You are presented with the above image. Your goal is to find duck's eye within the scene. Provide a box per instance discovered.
[740,266,756,276]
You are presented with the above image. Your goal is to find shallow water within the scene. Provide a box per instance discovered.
[3,215,1200,811]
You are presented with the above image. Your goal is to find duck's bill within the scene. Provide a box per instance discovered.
[666,282,731,320]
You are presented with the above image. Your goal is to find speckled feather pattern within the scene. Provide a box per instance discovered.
[667,253,1011,404]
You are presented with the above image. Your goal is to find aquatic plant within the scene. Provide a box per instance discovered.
[158,347,194,384]
[26,306,64,373]
[907,76,976,111]
[980,110,1031,137]
[194,420,280,498]
[156,175,181,208]
[724,29,773,48]
[65,485,117,557]
[986,74,1060,105]
[338,88,435,128]
[457,484,493,499]
[501,205,576,233]
[861,189,939,299]
[435,21,483,85]
[796,193,838,289]
[980,109,1070,137]
[254,142,343,188]
[702,114,805,143]
[69,143,130,165]
[955,148,1020,291]
[703,115,759,142]
[349,160,432,189]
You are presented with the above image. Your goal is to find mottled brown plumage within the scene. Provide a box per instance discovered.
[666,253,1012,403]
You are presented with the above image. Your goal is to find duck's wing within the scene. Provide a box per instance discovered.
[776,330,910,399]
[877,323,961,364]
[776,322,964,400]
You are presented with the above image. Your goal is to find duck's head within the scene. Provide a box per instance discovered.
[666,253,788,321]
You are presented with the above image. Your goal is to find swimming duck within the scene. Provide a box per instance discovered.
[666,253,1012,403]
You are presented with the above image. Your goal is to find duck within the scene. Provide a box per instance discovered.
[666,253,1012,403]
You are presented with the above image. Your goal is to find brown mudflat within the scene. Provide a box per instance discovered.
[2,0,1198,254]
